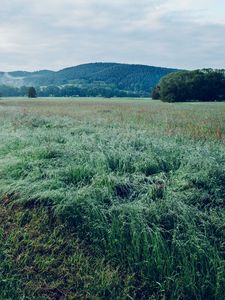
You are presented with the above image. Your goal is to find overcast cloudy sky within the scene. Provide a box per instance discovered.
[0,0,225,71]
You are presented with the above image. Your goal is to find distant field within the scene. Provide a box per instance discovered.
[1,97,225,140]
[0,98,225,299]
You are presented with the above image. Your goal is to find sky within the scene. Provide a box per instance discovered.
[0,0,225,71]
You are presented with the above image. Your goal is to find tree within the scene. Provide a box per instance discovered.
[151,85,160,99]
[27,87,37,98]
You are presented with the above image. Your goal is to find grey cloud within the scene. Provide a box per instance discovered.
[0,0,224,71]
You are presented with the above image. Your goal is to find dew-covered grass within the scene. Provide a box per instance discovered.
[0,98,225,299]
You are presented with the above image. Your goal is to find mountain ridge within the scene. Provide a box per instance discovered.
[1,62,177,74]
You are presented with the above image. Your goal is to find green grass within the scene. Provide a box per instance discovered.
[0,98,225,299]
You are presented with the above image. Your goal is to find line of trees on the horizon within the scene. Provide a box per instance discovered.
[152,69,225,102]
[1,68,225,101]
[0,84,145,98]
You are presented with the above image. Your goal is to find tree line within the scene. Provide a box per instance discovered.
[1,68,225,101]
[0,84,144,98]
[152,69,225,102]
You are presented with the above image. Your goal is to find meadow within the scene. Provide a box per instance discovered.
[0,97,225,299]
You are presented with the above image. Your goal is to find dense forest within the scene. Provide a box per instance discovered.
[0,83,142,98]
[152,69,225,102]
[0,63,177,97]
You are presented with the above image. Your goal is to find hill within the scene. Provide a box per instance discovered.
[0,63,177,97]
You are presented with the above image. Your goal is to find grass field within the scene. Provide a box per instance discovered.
[0,97,225,299]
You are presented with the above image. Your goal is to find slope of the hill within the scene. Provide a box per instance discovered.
[46,63,177,93]
[0,63,177,96]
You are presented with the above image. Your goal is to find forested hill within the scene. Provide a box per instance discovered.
[42,63,177,92]
[0,63,178,97]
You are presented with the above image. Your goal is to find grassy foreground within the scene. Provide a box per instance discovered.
[0,98,225,299]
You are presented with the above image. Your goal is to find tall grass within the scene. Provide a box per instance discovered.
[0,99,225,299]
